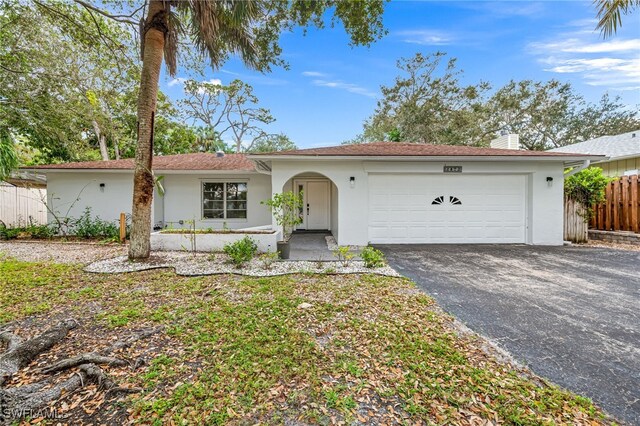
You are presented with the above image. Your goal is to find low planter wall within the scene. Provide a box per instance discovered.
[588,229,640,246]
[151,231,278,252]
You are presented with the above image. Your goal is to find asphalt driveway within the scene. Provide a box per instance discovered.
[377,244,640,425]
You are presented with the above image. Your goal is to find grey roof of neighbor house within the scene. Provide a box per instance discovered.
[548,130,640,161]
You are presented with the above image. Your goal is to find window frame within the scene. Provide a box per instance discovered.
[201,180,248,221]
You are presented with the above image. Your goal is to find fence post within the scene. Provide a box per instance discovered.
[632,175,639,234]
[119,212,126,243]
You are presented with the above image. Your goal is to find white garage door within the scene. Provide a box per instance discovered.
[368,174,526,244]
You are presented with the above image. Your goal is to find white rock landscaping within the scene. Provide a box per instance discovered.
[84,251,401,277]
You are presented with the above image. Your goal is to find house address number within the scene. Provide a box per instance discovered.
[443,166,462,173]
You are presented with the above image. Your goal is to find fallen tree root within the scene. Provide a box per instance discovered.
[1,363,142,422]
[40,326,164,375]
[42,353,127,374]
[0,325,160,423]
[0,319,77,386]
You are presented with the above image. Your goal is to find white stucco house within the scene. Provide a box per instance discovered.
[24,138,602,246]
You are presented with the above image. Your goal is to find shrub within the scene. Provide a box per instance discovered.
[360,246,386,268]
[0,222,19,240]
[25,223,54,239]
[258,251,279,270]
[0,220,54,240]
[565,168,613,221]
[333,246,354,267]
[73,207,120,240]
[223,236,258,268]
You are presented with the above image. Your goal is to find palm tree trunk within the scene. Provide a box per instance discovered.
[129,0,167,260]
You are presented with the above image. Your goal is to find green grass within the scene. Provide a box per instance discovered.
[0,257,613,425]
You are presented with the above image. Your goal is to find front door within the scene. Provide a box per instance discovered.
[297,180,330,230]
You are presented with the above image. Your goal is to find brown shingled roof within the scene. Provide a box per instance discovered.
[250,142,594,157]
[25,153,256,171]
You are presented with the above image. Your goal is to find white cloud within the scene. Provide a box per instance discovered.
[203,78,222,86]
[168,77,186,87]
[311,79,377,98]
[395,29,454,46]
[167,77,223,95]
[301,71,376,98]
[528,22,640,91]
[302,71,327,77]
[530,38,640,54]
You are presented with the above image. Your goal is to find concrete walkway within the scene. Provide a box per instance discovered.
[288,232,338,261]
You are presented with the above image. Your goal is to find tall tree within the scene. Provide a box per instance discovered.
[357,52,640,150]
[594,0,640,37]
[180,79,275,153]
[249,133,297,153]
[0,129,19,181]
[0,1,139,163]
[485,80,640,150]
[69,0,387,260]
[19,0,386,258]
[362,52,490,145]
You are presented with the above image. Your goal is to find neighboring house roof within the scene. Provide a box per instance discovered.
[249,142,601,159]
[548,130,640,161]
[23,153,255,172]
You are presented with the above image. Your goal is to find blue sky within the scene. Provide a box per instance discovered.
[161,1,640,149]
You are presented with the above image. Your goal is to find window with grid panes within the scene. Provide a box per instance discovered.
[202,182,247,219]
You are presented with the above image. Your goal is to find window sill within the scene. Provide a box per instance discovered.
[200,219,248,223]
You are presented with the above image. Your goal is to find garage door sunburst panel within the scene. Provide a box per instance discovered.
[431,196,445,205]
[431,196,462,205]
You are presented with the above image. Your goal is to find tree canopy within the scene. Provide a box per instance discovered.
[352,52,640,150]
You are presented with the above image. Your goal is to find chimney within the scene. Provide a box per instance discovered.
[490,133,520,150]
[216,150,225,158]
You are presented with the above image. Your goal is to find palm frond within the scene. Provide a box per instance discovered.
[594,0,640,38]
[184,0,262,71]
[164,9,184,76]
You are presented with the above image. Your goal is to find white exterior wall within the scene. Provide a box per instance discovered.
[46,172,135,224]
[161,172,272,230]
[269,159,565,246]
[45,171,273,231]
[270,160,369,245]
[45,159,566,246]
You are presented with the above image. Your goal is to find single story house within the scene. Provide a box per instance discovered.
[548,130,640,177]
[23,139,602,246]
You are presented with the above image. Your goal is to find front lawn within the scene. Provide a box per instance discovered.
[0,257,613,425]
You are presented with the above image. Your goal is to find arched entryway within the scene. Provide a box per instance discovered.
[282,171,339,239]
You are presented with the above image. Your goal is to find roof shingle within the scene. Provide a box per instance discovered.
[548,130,640,159]
[25,153,256,171]
[250,142,594,157]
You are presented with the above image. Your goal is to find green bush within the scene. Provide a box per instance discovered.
[0,222,20,240]
[25,223,55,239]
[223,236,258,268]
[0,220,54,240]
[258,251,279,270]
[333,246,355,267]
[565,167,613,220]
[73,207,120,240]
[360,246,386,268]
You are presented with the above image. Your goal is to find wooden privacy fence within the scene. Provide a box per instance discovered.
[590,175,639,233]
[0,183,48,226]
[564,197,588,243]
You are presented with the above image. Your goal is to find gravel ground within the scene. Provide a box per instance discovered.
[84,251,401,277]
[580,240,640,252]
[0,240,127,264]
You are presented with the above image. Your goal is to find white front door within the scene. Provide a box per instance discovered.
[298,180,330,230]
